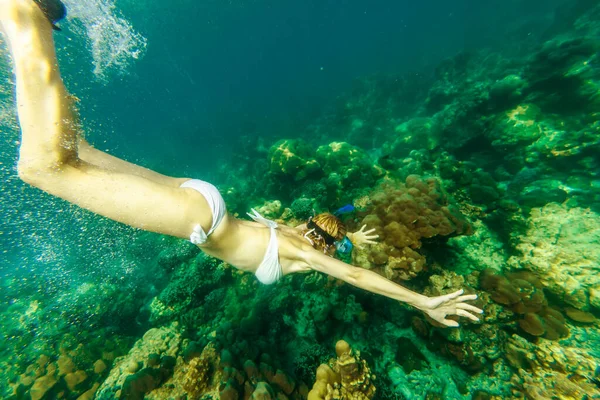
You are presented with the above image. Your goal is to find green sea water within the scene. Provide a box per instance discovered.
[1,0,599,399]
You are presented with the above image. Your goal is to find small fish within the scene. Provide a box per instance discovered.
[33,0,67,31]
[333,204,355,216]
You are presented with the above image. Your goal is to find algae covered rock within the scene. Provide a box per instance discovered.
[525,35,600,113]
[315,141,384,187]
[388,118,440,157]
[508,202,600,310]
[268,139,321,181]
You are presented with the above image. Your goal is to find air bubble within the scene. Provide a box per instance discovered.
[62,0,147,78]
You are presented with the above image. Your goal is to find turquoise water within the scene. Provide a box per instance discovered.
[1,0,599,398]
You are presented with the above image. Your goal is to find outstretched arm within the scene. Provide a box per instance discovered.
[303,248,482,327]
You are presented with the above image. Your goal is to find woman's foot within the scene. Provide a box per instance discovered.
[32,0,65,30]
[0,0,62,31]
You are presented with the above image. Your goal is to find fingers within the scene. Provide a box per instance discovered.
[457,303,483,314]
[359,225,377,234]
[456,309,480,322]
[442,318,460,328]
[443,289,464,301]
[458,294,478,302]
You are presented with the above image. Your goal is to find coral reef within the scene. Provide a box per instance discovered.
[5,331,128,400]
[308,340,376,400]
[506,333,600,398]
[508,202,600,311]
[96,323,182,399]
[97,323,309,400]
[353,175,471,282]
[4,4,600,400]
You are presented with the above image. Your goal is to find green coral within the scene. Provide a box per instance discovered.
[268,139,321,181]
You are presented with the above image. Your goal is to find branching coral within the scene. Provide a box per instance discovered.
[308,340,376,400]
[354,175,471,282]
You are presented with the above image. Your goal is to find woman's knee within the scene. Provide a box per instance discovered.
[17,156,66,187]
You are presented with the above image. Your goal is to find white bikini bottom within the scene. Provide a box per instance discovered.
[180,179,227,245]
[180,180,282,285]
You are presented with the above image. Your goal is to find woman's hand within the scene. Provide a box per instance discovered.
[349,225,378,247]
[419,289,482,327]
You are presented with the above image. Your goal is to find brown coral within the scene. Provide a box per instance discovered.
[308,340,376,400]
[479,269,569,340]
[354,175,471,282]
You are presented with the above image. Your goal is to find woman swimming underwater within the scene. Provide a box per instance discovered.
[1,0,482,327]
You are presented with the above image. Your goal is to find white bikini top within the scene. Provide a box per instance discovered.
[248,209,283,285]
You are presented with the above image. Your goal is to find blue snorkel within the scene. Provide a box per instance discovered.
[333,204,355,260]
[335,236,354,255]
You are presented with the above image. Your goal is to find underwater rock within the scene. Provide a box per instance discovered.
[489,74,525,106]
[387,118,439,157]
[488,104,544,149]
[446,220,507,275]
[525,35,600,114]
[508,202,600,311]
[517,179,569,208]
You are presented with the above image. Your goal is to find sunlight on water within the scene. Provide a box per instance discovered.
[62,0,147,77]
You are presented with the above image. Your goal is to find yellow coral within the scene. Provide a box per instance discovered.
[308,340,375,400]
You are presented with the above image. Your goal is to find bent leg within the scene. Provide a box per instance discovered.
[2,0,213,239]
[3,0,77,170]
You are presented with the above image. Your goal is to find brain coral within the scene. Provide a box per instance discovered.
[354,175,472,282]
[508,202,600,311]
